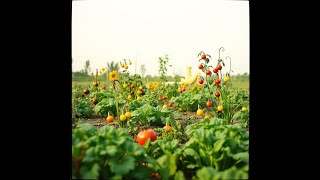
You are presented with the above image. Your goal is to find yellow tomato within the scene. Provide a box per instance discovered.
[124,65,128,69]
[217,105,223,111]
[128,95,132,100]
[120,114,127,121]
[163,125,172,132]
[123,84,128,88]
[197,109,204,116]
[137,90,142,95]
[224,76,230,82]
[163,105,167,109]
[125,112,131,119]
[242,107,247,111]
[138,86,143,90]
[137,96,142,101]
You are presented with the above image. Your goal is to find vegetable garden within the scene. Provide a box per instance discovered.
[72,48,249,179]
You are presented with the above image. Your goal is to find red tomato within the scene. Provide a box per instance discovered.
[199,79,204,84]
[198,64,204,69]
[215,79,221,85]
[131,84,135,88]
[213,68,218,73]
[163,96,167,100]
[168,103,173,107]
[136,129,157,146]
[206,101,213,107]
[201,54,206,59]
[215,92,220,97]
[216,64,222,70]
[179,90,183,93]
[206,70,211,75]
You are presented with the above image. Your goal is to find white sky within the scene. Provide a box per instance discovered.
[72,0,249,77]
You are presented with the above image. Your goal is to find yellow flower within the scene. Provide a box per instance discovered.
[153,82,158,88]
[109,70,119,81]
[101,67,106,73]
[147,83,154,89]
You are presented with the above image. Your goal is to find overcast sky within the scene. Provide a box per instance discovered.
[72,0,249,77]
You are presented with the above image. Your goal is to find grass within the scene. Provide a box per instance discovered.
[230,80,249,90]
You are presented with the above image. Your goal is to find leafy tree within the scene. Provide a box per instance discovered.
[107,61,120,72]
[83,60,91,75]
[158,54,169,83]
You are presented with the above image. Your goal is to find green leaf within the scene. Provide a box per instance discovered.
[114,135,127,145]
[130,110,139,117]
[93,104,102,113]
[106,145,118,156]
[174,170,186,180]
[186,164,199,169]
[193,94,202,100]
[157,153,177,176]
[183,148,202,166]
[233,152,249,164]
[109,156,135,176]
[80,163,100,179]
[82,147,96,163]
[199,149,210,166]
[195,167,217,180]
[76,123,97,136]
[221,166,248,179]
[213,139,225,152]
[131,143,145,156]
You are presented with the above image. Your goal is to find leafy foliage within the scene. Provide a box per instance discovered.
[72,123,156,179]
[130,104,173,126]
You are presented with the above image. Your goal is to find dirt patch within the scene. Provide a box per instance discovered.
[72,112,249,132]
[72,111,202,129]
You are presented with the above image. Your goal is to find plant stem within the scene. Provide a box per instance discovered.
[113,81,120,127]
[205,75,213,102]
